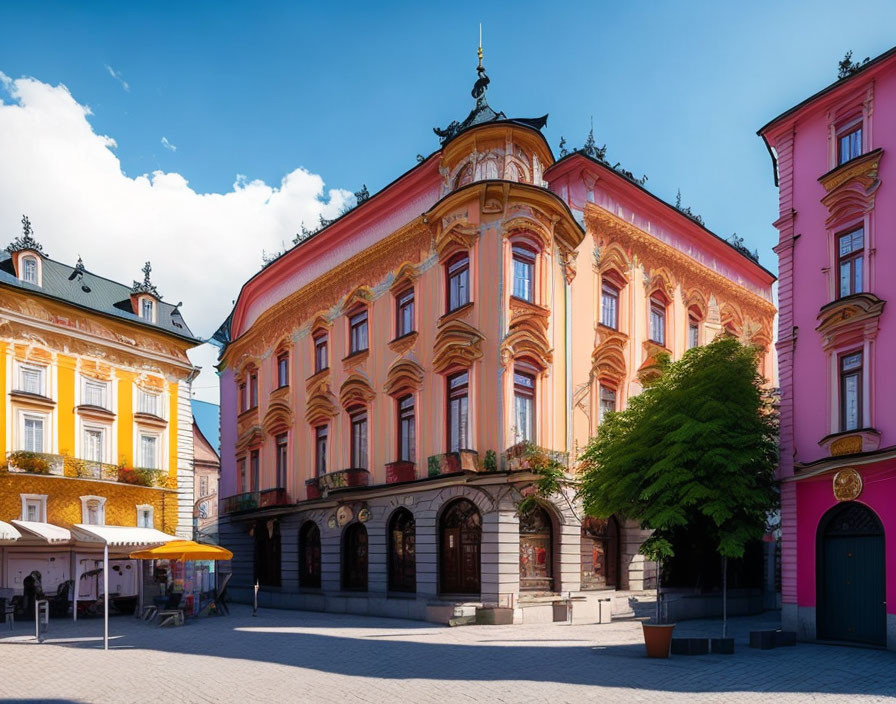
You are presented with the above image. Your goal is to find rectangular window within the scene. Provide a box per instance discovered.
[140,434,158,469]
[350,408,368,470]
[396,289,415,338]
[688,319,700,349]
[512,245,535,302]
[447,371,469,452]
[649,296,666,346]
[141,299,154,320]
[249,373,258,409]
[275,433,288,488]
[238,382,247,413]
[239,457,247,493]
[24,416,44,453]
[85,499,102,525]
[601,282,619,329]
[277,354,289,388]
[837,227,864,298]
[138,390,160,416]
[314,332,329,373]
[840,351,863,432]
[82,379,107,408]
[398,395,416,463]
[24,498,44,522]
[349,310,369,354]
[83,428,104,463]
[199,475,208,497]
[19,365,44,395]
[838,126,863,165]
[315,426,328,476]
[250,449,260,491]
[447,254,470,312]
[513,370,535,444]
[138,507,153,528]
[598,385,617,425]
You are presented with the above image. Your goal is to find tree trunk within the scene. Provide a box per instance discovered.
[656,561,662,624]
[722,556,728,639]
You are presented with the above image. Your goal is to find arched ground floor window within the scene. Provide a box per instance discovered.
[519,504,554,592]
[439,498,481,595]
[343,522,368,592]
[254,518,281,587]
[580,516,619,590]
[388,508,416,593]
[299,521,321,589]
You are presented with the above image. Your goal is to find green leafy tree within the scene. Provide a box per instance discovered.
[578,337,777,633]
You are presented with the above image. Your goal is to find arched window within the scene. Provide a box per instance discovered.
[439,499,481,595]
[581,516,619,590]
[454,163,473,189]
[519,504,553,592]
[254,519,281,587]
[688,306,702,349]
[511,244,536,302]
[649,293,667,346]
[22,256,38,284]
[388,509,416,593]
[299,521,321,589]
[446,253,470,312]
[343,523,368,591]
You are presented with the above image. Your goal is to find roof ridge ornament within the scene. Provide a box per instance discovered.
[6,215,47,255]
[131,260,162,299]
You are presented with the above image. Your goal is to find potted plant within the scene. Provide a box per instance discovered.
[579,338,777,658]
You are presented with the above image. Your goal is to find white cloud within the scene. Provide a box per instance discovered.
[104,64,130,92]
[161,136,176,152]
[0,73,353,404]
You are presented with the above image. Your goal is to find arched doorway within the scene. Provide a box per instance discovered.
[519,504,554,592]
[254,519,281,587]
[817,502,885,646]
[299,521,321,589]
[343,523,368,591]
[388,508,416,593]
[581,516,620,590]
[439,499,481,595]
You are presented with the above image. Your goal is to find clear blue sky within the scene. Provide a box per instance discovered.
[2,0,895,273]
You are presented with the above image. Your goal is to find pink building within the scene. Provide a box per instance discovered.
[760,47,896,649]
[214,55,775,623]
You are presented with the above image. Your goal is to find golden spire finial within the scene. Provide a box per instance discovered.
[477,23,483,70]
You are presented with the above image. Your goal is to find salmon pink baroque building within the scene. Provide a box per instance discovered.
[216,57,776,624]
[760,46,896,649]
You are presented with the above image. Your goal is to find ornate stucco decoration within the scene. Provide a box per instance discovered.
[305,378,338,426]
[384,357,425,397]
[591,329,628,384]
[342,285,374,313]
[508,296,550,333]
[235,424,264,454]
[585,204,776,325]
[435,218,479,259]
[818,148,883,227]
[638,339,670,384]
[387,331,418,356]
[500,327,552,370]
[832,467,863,501]
[815,292,885,351]
[262,396,294,435]
[224,218,428,363]
[432,319,485,373]
[389,262,420,294]
[819,428,881,456]
[339,373,375,410]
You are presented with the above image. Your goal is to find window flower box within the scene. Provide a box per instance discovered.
[385,460,416,484]
[427,450,480,477]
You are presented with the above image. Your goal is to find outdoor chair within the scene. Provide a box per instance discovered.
[157,591,185,627]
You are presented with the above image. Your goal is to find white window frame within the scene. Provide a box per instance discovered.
[136,504,154,529]
[79,495,107,525]
[20,494,48,522]
[19,411,48,453]
[137,388,162,417]
[138,296,156,323]
[17,363,46,396]
[80,376,110,409]
[21,255,39,285]
[81,425,107,463]
[138,432,161,470]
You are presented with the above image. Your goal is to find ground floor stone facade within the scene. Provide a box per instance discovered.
[219,472,656,624]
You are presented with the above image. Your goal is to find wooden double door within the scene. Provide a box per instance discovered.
[817,502,886,646]
[440,499,481,595]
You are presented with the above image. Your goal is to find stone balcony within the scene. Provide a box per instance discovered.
[305,468,370,500]
[2,451,170,488]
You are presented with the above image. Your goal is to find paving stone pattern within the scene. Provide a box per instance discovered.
[1,606,894,703]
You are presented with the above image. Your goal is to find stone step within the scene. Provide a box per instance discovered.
[447,615,477,627]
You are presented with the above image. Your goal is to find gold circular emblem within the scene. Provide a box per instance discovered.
[327,514,337,529]
[833,468,863,501]
[336,505,353,526]
[358,508,370,523]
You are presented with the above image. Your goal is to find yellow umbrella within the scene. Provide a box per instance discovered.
[130,540,233,561]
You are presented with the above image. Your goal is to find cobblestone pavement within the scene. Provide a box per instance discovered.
[1,605,894,704]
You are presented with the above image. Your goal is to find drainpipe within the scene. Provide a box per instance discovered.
[565,257,572,460]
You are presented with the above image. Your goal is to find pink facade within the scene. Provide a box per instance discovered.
[761,46,896,649]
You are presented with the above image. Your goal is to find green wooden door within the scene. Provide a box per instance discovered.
[817,502,886,646]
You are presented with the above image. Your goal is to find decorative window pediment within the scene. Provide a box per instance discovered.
[591,330,628,384]
[819,148,883,228]
[389,262,421,294]
[500,327,552,371]
[262,397,294,435]
[305,379,338,426]
[235,424,264,454]
[384,357,425,397]
[435,220,479,259]
[339,374,375,410]
[815,292,885,351]
[433,319,485,373]
[343,286,374,313]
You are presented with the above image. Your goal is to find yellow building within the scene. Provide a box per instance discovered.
[0,216,200,602]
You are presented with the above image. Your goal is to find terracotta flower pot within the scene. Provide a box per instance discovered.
[642,623,676,658]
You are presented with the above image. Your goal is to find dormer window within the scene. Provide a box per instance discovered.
[22,256,38,284]
[141,298,155,321]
